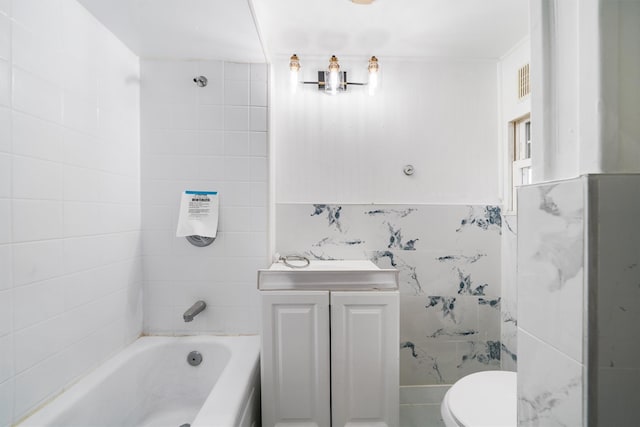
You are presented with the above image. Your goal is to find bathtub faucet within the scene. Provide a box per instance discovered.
[183,300,206,322]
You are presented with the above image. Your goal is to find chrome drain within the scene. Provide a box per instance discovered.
[179,424,190,427]
[187,351,202,366]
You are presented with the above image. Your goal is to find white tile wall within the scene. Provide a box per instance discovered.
[0,1,142,425]
[141,60,268,335]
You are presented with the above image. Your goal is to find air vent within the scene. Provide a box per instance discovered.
[518,63,530,100]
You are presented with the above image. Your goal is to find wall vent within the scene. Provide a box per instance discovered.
[517,63,530,100]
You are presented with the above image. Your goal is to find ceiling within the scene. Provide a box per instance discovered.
[79,0,529,62]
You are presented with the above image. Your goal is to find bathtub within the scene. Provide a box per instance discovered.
[20,336,260,427]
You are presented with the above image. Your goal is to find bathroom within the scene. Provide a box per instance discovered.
[1,0,639,426]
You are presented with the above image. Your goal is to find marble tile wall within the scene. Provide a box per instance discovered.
[501,214,517,371]
[276,203,502,385]
[517,177,586,426]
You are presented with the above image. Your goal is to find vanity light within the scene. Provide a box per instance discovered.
[290,54,380,95]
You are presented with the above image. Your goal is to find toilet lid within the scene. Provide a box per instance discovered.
[446,371,517,427]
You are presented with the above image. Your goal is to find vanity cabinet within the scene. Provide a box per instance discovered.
[258,260,399,427]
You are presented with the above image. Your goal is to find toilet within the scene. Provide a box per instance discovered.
[441,371,517,427]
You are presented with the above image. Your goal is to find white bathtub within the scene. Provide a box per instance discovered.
[20,336,260,427]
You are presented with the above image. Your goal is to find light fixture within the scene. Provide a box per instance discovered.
[289,54,380,95]
[289,54,300,94]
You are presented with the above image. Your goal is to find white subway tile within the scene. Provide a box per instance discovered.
[12,67,63,124]
[250,63,267,82]
[12,0,62,43]
[196,156,225,181]
[224,106,248,131]
[170,104,198,130]
[0,59,9,107]
[224,157,249,182]
[220,182,252,207]
[224,62,249,81]
[13,316,63,374]
[12,200,63,242]
[11,21,62,85]
[197,131,224,155]
[249,106,267,131]
[63,92,98,135]
[13,345,69,418]
[250,81,267,106]
[250,182,268,207]
[142,103,171,130]
[224,132,249,156]
[0,199,9,244]
[249,157,268,182]
[224,232,267,257]
[249,132,267,157]
[61,52,97,100]
[12,112,64,162]
[13,277,65,331]
[13,240,63,286]
[198,105,224,130]
[62,128,100,169]
[220,207,252,232]
[0,334,11,384]
[0,0,7,16]
[62,165,100,202]
[0,245,11,291]
[0,107,9,153]
[0,378,13,427]
[63,202,100,237]
[0,153,9,197]
[144,304,175,334]
[0,14,8,61]
[144,155,200,181]
[12,156,62,200]
[0,290,10,336]
[250,207,268,232]
[224,79,249,106]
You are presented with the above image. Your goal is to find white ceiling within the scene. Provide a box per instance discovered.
[77,0,266,62]
[79,0,529,62]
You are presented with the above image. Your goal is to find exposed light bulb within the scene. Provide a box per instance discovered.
[368,56,379,96]
[327,55,340,95]
[289,54,300,94]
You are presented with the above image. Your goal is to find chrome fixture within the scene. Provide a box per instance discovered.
[183,300,206,322]
[290,54,380,95]
[193,76,208,87]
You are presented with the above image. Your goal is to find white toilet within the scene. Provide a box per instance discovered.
[441,371,517,427]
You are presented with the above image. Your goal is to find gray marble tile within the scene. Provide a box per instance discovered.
[518,329,583,427]
[400,404,445,427]
[517,179,585,363]
[501,214,518,370]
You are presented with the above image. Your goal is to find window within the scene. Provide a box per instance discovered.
[509,115,531,212]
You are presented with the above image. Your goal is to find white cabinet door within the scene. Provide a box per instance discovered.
[330,291,399,427]
[261,291,331,427]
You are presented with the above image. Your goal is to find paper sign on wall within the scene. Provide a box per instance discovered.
[176,191,219,238]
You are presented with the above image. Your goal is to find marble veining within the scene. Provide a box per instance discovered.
[277,203,501,385]
[386,222,419,250]
[457,341,501,368]
[311,204,344,232]
[456,206,502,234]
[456,270,488,296]
[518,376,582,426]
[365,207,417,217]
[426,297,458,322]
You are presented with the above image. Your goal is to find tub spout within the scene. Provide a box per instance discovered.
[183,300,206,322]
